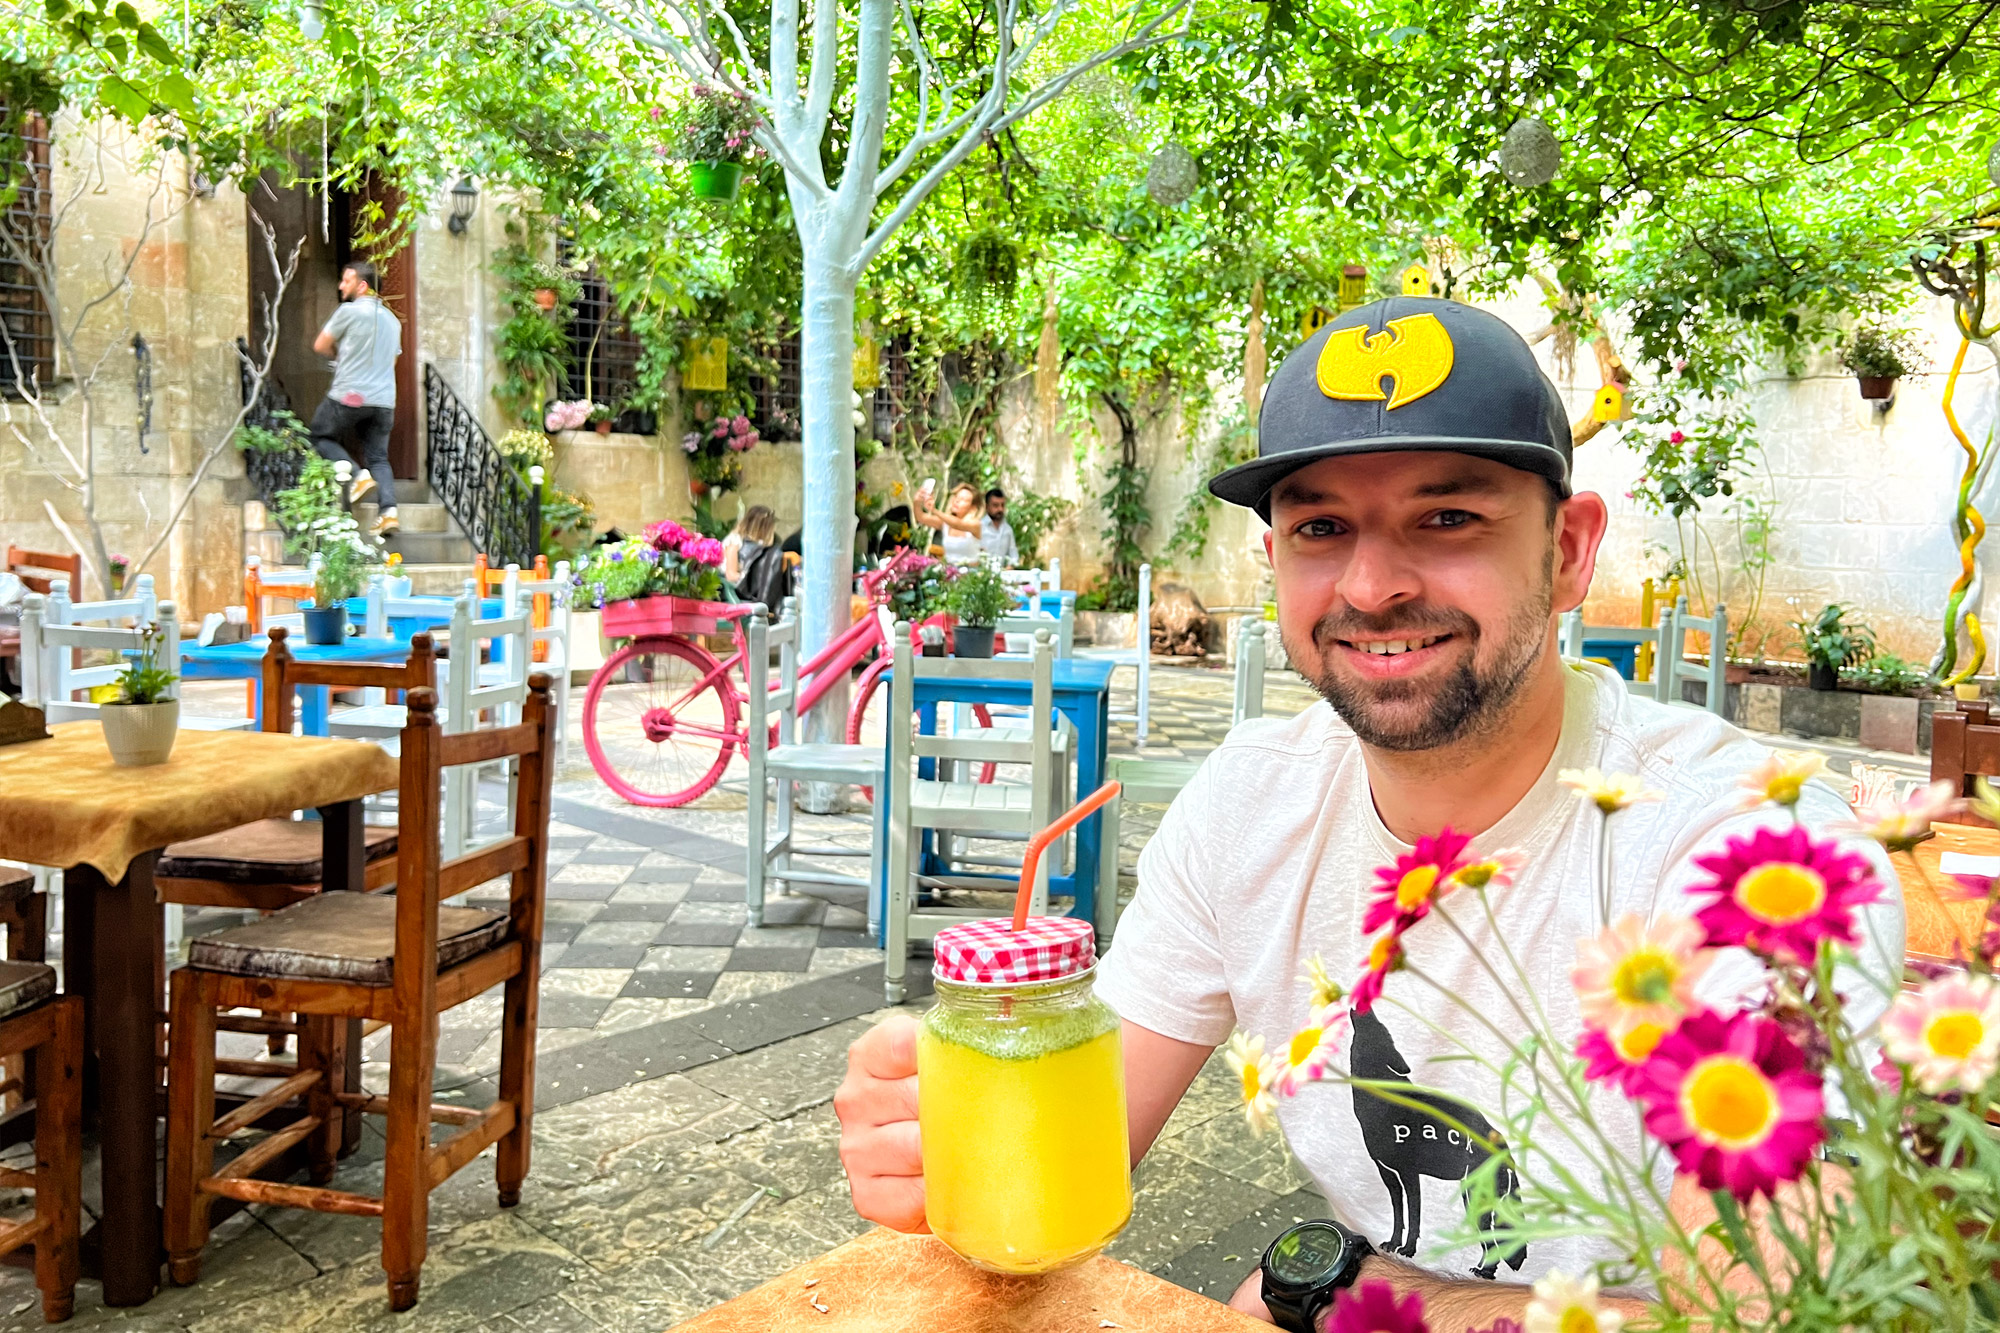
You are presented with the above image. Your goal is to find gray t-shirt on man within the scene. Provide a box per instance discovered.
[322,295,401,409]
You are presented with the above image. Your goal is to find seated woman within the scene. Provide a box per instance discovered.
[721,505,779,584]
[912,482,983,565]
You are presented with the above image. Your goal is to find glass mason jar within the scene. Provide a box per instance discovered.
[918,916,1132,1275]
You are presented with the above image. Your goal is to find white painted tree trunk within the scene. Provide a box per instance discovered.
[796,244,859,746]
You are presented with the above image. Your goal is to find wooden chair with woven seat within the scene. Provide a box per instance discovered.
[0,961,82,1323]
[0,868,48,1119]
[164,675,557,1312]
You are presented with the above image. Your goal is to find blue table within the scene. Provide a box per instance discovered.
[343,595,502,640]
[178,635,419,735]
[874,656,1114,937]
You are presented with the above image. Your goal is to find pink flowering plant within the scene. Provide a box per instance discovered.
[1219,757,2000,1330]
[682,403,760,489]
[569,519,725,608]
[664,85,764,165]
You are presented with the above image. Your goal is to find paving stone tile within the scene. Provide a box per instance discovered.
[606,880,691,905]
[817,927,878,950]
[492,1293,609,1330]
[708,971,810,1005]
[545,943,648,969]
[528,1075,768,1183]
[685,878,751,903]
[520,1158,765,1273]
[822,905,868,931]
[570,847,648,865]
[573,919,663,947]
[808,947,883,975]
[681,966,882,1054]
[620,970,717,1000]
[544,900,606,924]
[684,1018,872,1120]
[1150,1187,1332,1302]
[672,900,749,925]
[549,1252,720,1329]
[592,901,684,922]
[537,991,615,1029]
[641,945,732,972]
[655,922,743,947]
[737,922,821,949]
[726,946,813,973]
[594,996,716,1035]
[1157,1106,1313,1195]
[754,895,828,926]
[546,880,622,902]
[552,862,631,885]
[625,862,701,884]
[1103,1152,1280,1272]
[542,968,634,998]
[535,1017,732,1109]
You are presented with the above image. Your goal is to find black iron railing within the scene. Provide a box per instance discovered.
[237,336,308,504]
[425,362,540,566]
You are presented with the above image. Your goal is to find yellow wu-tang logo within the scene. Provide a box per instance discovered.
[1315,313,1454,410]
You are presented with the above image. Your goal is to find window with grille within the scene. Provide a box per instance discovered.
[746,330,802,441]
[560,262,653,434]
[0,113,54,399]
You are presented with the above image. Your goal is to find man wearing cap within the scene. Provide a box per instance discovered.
[834,299,1902,1329]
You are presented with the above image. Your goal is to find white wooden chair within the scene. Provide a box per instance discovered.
[1656,596,1729,718]
[1559,607,1666,682]
[1076,563,1150,746]
[884,625,1056,1004]
[20,583,249,731]
[744,602,883,927]
[1094,618,1268,941]
[995,594,1076,659]
[327,587,532,856]
[499,561,573,773]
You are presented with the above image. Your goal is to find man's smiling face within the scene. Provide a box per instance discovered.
[1263,450,1601,752]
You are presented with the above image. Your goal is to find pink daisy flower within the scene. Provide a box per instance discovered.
[1571,913,1713,1040]
[1448,848,1524,893]
[1352,933,1403,1013]
[1327,1281,1429,1333]
[1684,825,1883,964]
[1833,777,1961,853]
[1362,828,1472,934]
[1734,748,1826,811]
[1576,1020,1675,1094]
[1634,1009,1824,1200]
[1881,973,2000,1095]
[1273,1007,1351,1097]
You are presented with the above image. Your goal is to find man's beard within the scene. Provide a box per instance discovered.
[1287,573,1553,753]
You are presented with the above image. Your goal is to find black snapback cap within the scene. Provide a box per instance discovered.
[1210,297,1573,518]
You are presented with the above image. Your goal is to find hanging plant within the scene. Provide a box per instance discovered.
[1839,325,1922,399]
[955,228,1021,329]
[1498,116,1561,187]
[1145,143,1198,206]
[660,86,764,202]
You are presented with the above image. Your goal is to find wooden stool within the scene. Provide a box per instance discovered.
[164,681,556,1312]
[0,963,82,1324]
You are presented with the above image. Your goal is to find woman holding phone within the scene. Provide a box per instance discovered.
[913,480,985,564]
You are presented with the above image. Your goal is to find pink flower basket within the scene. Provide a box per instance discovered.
[600,595,732,638]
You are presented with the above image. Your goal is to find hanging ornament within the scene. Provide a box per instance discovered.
[1986,141,2000,188]
[1401,263,1430,297]
[1498,117,1561,187]
[1337,264,1368,310]
[1590,382,1631,423]
[683,338,728,392]
[853,334,881,390]
[1146,144,1198,206]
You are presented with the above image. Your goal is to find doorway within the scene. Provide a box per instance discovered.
[246,171,420,478]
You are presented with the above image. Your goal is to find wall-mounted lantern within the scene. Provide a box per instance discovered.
[447,177,479,236]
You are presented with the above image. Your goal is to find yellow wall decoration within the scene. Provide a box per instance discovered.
[853,335,881,390]
[1300,305,1336,340]
[1590,382,1630,423]
[683,337,728,391]
[1336,264,1367,310]
[1401,263,1430,296]
[1315,312,1455,409]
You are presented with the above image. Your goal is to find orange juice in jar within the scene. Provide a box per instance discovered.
[918,916,1131,1275]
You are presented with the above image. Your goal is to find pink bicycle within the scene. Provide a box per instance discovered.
[580,594,990,807]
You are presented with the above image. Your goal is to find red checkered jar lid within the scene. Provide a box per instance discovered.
[932,916,1096,986]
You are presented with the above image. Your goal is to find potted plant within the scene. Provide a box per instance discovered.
[666,86,762,202]
[525,260,579,313]
[589,402,616,435]
[570,521,728,637]
[1792,601,1875,691]
[945,564,1013,658]
[543,398,593,434]
[1840,325,1921,400]
[860,547,960,649]
[682,405,759,498]
[273,458,380,644]
[107,552,130,597]
[99,620,179,766]
[382,551,412,599]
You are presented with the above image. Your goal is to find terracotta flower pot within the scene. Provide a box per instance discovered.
[1857,375,1896,400]
[689,478,710,498]
[533,288,558,311]
[100,699,179,767]
[594,419,612,435]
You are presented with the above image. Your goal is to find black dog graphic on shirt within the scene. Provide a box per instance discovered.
[1348,1007,1527,1279]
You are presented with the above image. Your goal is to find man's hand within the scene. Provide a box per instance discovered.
[834,1015,928,1233]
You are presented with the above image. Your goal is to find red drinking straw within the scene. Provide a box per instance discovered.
[1012,781,1123,933]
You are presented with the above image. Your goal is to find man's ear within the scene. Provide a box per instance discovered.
[1552,491,1608,615]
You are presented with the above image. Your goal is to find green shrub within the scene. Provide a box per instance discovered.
[1792,602,1875,671]
[946,565,1014,627]
[1844,651,1933,695]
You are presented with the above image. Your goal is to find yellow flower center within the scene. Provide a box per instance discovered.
[1560,1306,1601,1333]
[1368,934,1398,971]
[1926,1011,1986,1061]
[1455,861,1496,890]
[1240,1061,1263,1102]
[1735,862,1827,925]
[1681,1056,1779,1148]
[1766,774,1806,806]
[1396,864,1441,911]
[1611,949,1678,1006]
[1614,1022,1667,1063]
[1289,1027,1321,1067]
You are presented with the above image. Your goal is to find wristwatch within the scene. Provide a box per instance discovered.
[1260,1219,1374,1333]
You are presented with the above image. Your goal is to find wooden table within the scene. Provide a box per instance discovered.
[0,724,395,1306]
[1896,821,1999,965]
[672,1228,1268,1333]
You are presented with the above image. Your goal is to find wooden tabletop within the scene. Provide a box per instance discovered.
[670,1228,1268,1333]
[0,723,396,879]
[1896,821,1998,965]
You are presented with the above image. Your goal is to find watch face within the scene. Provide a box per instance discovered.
[1268,1222,1348,1287]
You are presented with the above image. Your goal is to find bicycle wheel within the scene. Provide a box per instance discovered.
[583,636,742,807]
[846,659,995,802]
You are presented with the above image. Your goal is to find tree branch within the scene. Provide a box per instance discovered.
[802,0,841,143]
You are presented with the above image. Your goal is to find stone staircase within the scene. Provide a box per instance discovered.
[244,478,481,596]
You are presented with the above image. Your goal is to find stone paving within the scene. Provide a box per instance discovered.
[0,662,1928,1329]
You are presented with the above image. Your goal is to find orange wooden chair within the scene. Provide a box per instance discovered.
[472,554,554,662]
[4,546,82,596]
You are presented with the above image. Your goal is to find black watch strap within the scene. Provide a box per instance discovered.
[1261,1222,1373,1333]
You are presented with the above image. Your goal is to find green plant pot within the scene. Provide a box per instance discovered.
[689,161,745,202]
[302,604,349,646]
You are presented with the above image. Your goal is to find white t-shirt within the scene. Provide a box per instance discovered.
[1098,662,1904,1283]
[940,524,982,565]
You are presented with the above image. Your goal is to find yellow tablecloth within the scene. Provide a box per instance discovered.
[0,723,397,880]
